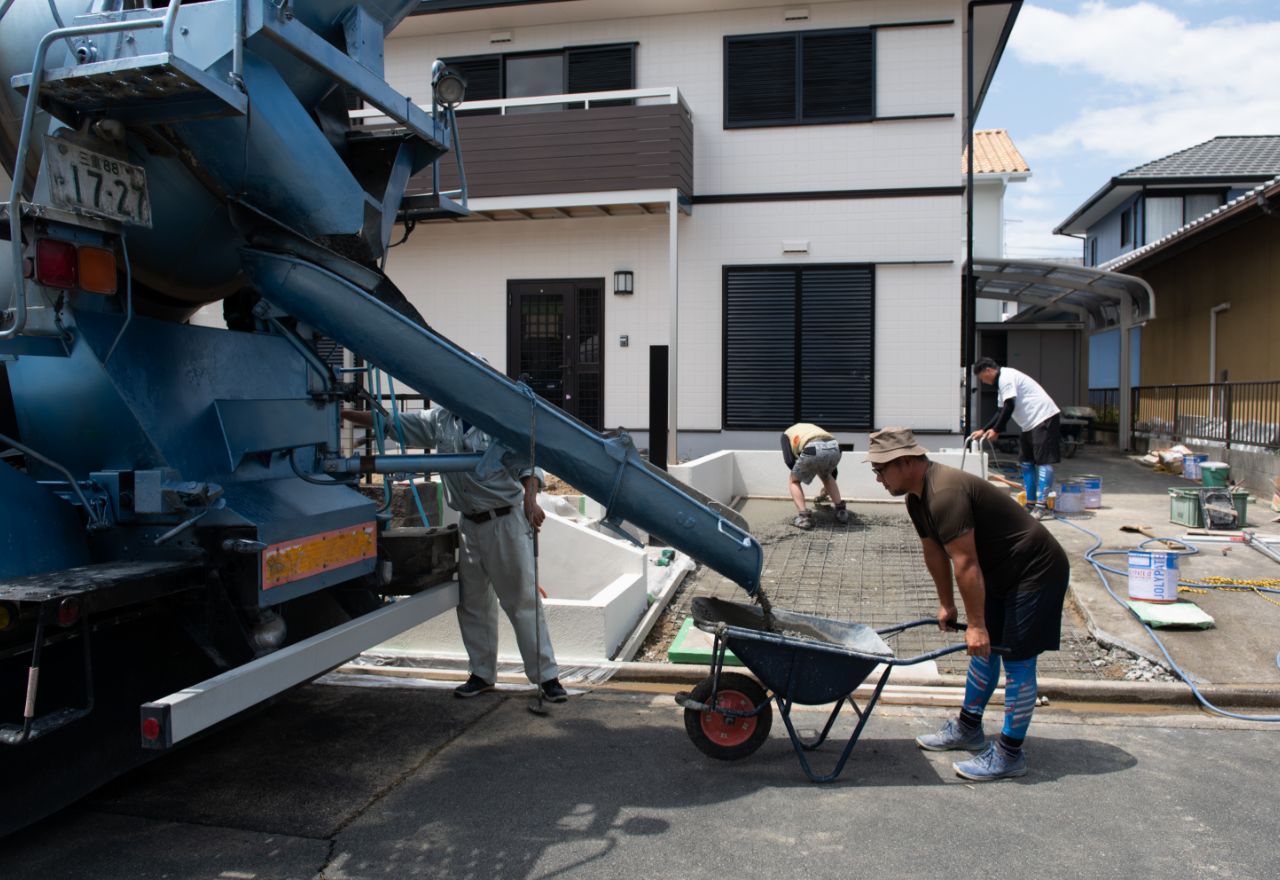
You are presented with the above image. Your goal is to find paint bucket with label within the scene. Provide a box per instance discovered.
[1055,479,1085,515]
[1182,454,1207,481]
[1127,551,1179,603]
[1079,475,1102,509]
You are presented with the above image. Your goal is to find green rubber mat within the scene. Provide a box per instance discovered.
[1125,600,1215,629]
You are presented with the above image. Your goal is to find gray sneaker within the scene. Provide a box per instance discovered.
[834,503,850,524]
[953,742,1028,781]
[916,718,985,751]
[792,511,814,530]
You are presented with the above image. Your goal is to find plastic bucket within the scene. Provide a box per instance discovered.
[1200,461,1230,488]
[1128,551,1179,603]
[1055,480,1085,514]
[1182,454,1207,480]
[1079,475,1102,509]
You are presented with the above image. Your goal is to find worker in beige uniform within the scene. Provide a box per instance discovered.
[342,403,566,703]
[781,423,849,529]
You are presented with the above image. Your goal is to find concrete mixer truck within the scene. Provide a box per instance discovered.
[0,0,763,834]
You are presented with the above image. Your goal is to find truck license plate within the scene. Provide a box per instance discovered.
[44,137,152,227]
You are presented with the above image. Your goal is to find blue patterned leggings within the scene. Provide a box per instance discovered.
[962,654,1038,739]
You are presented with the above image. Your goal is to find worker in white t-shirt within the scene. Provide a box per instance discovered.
[968,358,1061,519]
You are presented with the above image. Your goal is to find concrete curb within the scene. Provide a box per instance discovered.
[610,660,1280,709]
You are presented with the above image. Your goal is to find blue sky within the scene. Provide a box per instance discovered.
[978,1,1280,260]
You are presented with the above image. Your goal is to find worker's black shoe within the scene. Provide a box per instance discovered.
[454,675,495,698]
[539,678,569,703]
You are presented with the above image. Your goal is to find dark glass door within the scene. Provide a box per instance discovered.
[507,279,604,430]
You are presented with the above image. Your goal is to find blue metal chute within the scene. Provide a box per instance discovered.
[241,249,763,595]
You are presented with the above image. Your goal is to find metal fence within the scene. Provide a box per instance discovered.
[1129,380,1280,451]
[1087,388,1120,432]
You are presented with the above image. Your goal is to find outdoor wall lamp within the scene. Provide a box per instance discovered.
[613,270,634,295]
[431,60,467,109]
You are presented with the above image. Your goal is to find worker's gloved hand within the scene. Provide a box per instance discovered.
[937,603,958,632]
[965,625,991,658]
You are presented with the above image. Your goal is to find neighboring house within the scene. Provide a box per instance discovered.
[965,128,1030,322]
[377,0,1021,459]
[1101,176,1280,387]
[1097,176,1280,493]
[1058,135,1280,395]
[1057,135,1280,270]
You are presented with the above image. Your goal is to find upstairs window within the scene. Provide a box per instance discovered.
[1120,207,1134,248]
[724,28,874,128]
[444,44,636,115]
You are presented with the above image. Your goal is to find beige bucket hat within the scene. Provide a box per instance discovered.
[865,426,928,464]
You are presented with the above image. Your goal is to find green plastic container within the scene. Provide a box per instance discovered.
[1168,487,1249,528]
[1200,461,1230,488]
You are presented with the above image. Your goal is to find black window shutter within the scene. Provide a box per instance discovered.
[567,45,634,95]
[725,35,797,126]
[801,29,873,121]
[444,55,502,115]
[725,270,797,428]
[798,267,874,428]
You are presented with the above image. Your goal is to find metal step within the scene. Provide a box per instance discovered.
[11,53,247,126]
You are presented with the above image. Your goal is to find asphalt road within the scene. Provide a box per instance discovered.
[6,679,1276,880]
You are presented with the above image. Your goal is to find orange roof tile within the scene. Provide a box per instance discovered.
[963,129,1030,175]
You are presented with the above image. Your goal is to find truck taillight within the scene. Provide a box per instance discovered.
[78,245,117,294]
[35,238,77,288]
[33,239,118,293]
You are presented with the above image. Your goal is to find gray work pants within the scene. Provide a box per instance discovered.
[456,509,558,685]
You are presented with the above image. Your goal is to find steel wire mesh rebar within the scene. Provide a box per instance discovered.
[655,500,1106,679]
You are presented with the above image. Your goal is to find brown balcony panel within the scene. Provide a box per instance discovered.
[408,103,693,201]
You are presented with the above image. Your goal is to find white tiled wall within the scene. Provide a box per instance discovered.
[384,0,964,195]
[381,0,968,437]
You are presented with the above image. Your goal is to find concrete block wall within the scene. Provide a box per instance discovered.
[672,448,988,504]
[395,509,648,664]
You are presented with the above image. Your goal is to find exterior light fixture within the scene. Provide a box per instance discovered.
[613,270,634,295]
[431,60,467,109]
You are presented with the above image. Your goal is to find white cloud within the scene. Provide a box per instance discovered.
[1010,2,1280,160]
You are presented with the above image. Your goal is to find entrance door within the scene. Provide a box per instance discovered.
[507,279,604,430]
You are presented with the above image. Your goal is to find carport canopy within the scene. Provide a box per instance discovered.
[968,258,1157,449]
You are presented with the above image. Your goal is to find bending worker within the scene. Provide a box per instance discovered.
[781,422,849,529]
[868,427,1069,781]
[342,399,567,704]
[969,357,1061,519]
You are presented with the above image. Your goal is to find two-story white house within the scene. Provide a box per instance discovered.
[376,0,1020,460]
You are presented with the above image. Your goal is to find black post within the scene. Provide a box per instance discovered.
[649,344,669,470]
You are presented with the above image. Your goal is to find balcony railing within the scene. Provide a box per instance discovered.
[1128,380,1280,451]
[354,87,694,207]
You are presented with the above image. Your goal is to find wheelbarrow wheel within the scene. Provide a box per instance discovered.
[684,673,772,761]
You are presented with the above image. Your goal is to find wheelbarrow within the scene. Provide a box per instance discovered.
[674,596,974,782]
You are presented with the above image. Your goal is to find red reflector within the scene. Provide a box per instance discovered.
[35,238,77,288]
[56,597,81,627]
[141,717,162,741]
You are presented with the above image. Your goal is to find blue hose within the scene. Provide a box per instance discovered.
[1047,512,1280,722]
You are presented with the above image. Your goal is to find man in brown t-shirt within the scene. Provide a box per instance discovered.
[868,427,1069,782]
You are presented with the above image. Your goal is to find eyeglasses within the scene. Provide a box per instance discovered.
[871,461,894,476]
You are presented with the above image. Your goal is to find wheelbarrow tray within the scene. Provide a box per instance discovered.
[681,597,969,782]
[691,596,895,705]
